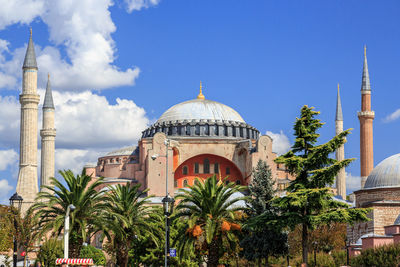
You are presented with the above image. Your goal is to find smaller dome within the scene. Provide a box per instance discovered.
[364,154,400,189]
[106,146,137,156]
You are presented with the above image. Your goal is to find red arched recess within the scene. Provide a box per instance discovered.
[174,154,244,188]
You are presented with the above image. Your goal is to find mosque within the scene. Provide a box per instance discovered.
[83,83,294,199]
[13,30,400,255]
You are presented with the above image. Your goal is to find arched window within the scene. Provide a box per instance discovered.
[195,124,200,135]
[183,179,188,187]
[226,167,230,175]
[214,163,219,174]
[183,166,188,175]
[236,180,241,185]
[174,179,178,187]
[194,163,199,174]
[204,158,210,174]
[194,179,200,186]
[225,180,230,185]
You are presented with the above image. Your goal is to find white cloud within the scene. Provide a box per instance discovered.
[0,149,18,171]
[346,172,361,194]
[384,109,400,123]
[0,0,45,30]
[266,130,291,155]
[49,90,149,149]
[0,95,20,147]
[0,0,142,91]
[0,179,13,204]
[125,0,161,12]
[55,149,106,175]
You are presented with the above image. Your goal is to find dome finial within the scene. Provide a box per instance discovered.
[197,81,205,100]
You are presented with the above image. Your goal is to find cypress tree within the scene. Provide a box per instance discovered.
[240,160,288,266]
[269,105,369,265]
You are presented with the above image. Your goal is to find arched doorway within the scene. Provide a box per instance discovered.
[174,154,244,188]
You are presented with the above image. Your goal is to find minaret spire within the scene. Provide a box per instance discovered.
[358,45,375,188]
[361,45,371,91]
[40,73,56,193]
[23,28,38,69]
[17,29,40,212]
[335,83,346,199]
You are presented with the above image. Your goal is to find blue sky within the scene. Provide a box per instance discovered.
[0,0,400,202]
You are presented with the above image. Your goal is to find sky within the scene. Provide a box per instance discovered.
[0,0,400,203]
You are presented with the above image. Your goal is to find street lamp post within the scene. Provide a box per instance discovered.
[152,138,176,267]
[345,238,350,266]
[162,194,175,267]
[9,193,23,267]
[64,204,76,259]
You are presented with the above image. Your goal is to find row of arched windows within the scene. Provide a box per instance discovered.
[181,159,230,175]
[175,179,241,187]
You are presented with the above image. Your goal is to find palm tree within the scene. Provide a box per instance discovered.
[102,183,161,267]
[33,169,106,258]
[174,176,247,267]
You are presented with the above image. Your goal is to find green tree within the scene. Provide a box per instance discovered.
[10,207,42,267]
[240,160,288,266]
[268,105,370,265]
[0,205,12,252]
[102,183,161,267]
[79,245,105,265]
[33,169,106,258]
[35,239,63,267]
[174,175,247,267]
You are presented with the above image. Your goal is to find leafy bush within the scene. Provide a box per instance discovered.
[79,245,106,266]
[331,250,347,266]
[35,239,63,267]
[351,243,400,267]
[291,252,335,267]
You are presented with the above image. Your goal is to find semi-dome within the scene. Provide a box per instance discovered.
[156,98,245,124]
[364,154,400,189]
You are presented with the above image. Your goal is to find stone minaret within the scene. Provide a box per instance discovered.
[16,29,40,210]
[358,46,375,188]
[40,74,56,193]
[335,83,346,199]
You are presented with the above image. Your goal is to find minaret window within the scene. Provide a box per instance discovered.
[182,166,188,175]
[204,158,210,174]
[194,163,199,174]
[214,163,219,174]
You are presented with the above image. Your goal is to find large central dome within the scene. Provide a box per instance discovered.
[156,98,245,124]
[364,154,400,189]
[141,88,259,139]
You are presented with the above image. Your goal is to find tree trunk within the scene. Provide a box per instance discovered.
[302,223,308,266]
[207,240,219,267]
[265,255,269,267]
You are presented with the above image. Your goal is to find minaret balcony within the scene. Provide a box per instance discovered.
[357,111,375,119]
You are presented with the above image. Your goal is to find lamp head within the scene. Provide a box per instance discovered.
[68,204,76,211]
[9,192,23,211]
[151,154,158,160]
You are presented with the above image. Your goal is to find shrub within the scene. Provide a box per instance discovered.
[292,252,335,267]
[35,239,63,267]
[331,250,347,266]
[79,245,106,266]
[351,243,400,267]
